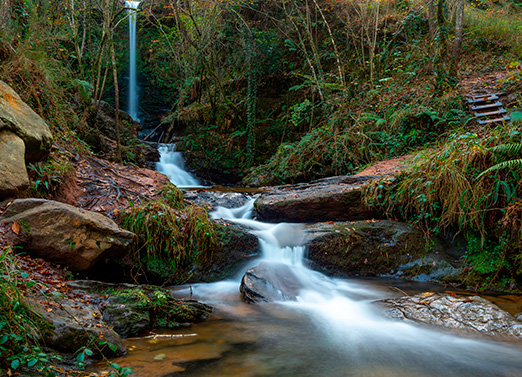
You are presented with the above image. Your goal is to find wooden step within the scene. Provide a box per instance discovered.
[467,95,499,104]
[468,92,505,99]
[477,116,511,125]
[471,101,503,111]
[475,108,507,117]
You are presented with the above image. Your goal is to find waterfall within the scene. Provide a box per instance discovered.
[155,144,202,188]
[126,1,140,121]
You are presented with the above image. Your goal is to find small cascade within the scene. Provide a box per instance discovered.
[156,144,202,188]
[200,199,522,376]
[126,1,140,121]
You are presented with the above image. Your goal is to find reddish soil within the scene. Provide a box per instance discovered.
[58,155,169,218]
[356,154,413,177]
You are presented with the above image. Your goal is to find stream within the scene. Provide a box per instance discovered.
[93,196,522,377]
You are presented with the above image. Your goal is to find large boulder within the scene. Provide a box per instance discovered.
[240,262,304,303]
[28,296,127,357]
[377,292,522,340]
[0,80,52,161]
[0,130,29,196]
[254,175,381,223]
[0,199,135,270]
[305,220,462,281]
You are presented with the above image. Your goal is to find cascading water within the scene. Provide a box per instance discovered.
[186,199,522,377]
[94,197,522,376]
[126,1,140,121]
[155,144,202,188]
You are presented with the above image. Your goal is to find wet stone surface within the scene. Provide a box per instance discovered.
[377,292,522,340]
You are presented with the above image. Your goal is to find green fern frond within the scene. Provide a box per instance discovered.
[489,143,522,156]
[477,159,522,179]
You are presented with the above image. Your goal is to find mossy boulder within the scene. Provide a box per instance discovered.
[28,296,127,357]
[189,222,260,283]
[305,220,461,281]
[67,280,213,338]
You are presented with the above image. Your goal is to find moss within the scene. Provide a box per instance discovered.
[105,286,212,329]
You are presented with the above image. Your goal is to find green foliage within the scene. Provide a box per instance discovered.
[365,126,522,289]
[105,286,208,328]
[122,200,218,282]
[158,183,185,210]
[27,153,72,199]
[0,248,57,376]
[245,95,465,185]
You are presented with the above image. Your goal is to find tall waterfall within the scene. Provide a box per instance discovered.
[126,1,140,121]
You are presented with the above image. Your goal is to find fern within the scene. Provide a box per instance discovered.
[489,143,522,156]
[478,159,522,178]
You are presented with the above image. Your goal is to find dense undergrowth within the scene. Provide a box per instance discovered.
[138,0,522,184]
[121,184,219,284]
[365,122,522,291]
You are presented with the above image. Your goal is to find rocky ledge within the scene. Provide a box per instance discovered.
[254,175,381,223]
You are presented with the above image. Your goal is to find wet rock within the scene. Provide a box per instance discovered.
[240,262,304,303]
[377,292,522,340]
[141,141,161,169]
[102,302,150,338]
[183,190,253,210]
[254,175,380,223]
[306,220,461,281]
[189,222,260,283]
[0,199,135,270]
[68,280,213,337]
[0,80,52,161]
[28,296,127,357]
[0,131,29,197]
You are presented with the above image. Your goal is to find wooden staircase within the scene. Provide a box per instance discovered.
[466,93,510,125]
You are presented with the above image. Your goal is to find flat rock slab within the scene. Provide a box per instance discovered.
[377,292,522,341]
[0,130,29,196]
[254,175,381,223]
[0,80,52,161]
[305,220,461,281]
[0,198,135,270]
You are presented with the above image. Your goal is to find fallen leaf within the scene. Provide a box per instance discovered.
[12,222,20,234]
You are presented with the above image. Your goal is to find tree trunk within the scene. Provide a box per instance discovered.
[452,0,464,64]
[110,39,122,163]
[428,0,436,40]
